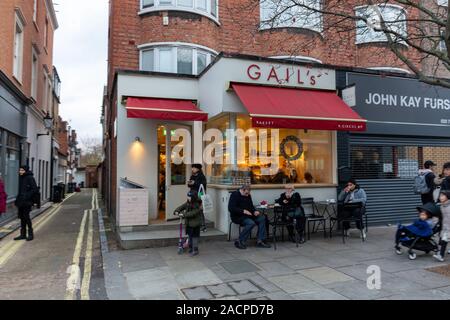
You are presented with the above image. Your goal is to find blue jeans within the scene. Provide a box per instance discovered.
[238,215,267,243]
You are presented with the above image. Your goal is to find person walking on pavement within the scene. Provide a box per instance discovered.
[14,165,38,241]
[417,160,437,205]
[0,177,7,215]
[188,164,207,232]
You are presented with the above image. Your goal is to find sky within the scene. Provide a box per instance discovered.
[53,0,109,148]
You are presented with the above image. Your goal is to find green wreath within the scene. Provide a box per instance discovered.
[280,136,304,161]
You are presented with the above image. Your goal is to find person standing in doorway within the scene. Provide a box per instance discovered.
[0,177,7,215]
[188,164,207,232]
[14,165,38,241]
[418,160,437,205]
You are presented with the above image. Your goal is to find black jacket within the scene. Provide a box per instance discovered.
[188,171,207,194]
[15,171,38,208]
[275,192,303,213]
[442,176,450,192]
[228,190,256,221]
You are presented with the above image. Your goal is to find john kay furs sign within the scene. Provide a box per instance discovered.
[348,73,450,135]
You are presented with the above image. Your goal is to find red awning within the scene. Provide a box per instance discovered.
[231,83,366,131]
[126,97,208,122]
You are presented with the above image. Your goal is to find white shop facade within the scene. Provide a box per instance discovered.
[112,54,366,239]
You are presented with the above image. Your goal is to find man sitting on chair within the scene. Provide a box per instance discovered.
[338,178,367,239]
[228,184,271,249]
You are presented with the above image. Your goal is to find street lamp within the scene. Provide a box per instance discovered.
[37,113,54,138]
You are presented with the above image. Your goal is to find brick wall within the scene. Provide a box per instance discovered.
[423,147,450,175]
[0,0,57,113]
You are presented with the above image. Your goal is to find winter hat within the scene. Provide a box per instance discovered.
[417,202,441,218]
[192,164,203,170]
[424,160,436,169]
[20,165,30,172]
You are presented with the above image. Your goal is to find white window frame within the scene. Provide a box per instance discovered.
[367,66,411,74]
[259,0,323,34]
[437,0,448,7]
[439,30,447,52]
[139,42,218,75]
[13,13,25,83]
[31,48,39,100]
[33,0,38,22]
[355,4,408,45]
[43,72,48,111]
[270,55,322,64]
[139,0,220,25]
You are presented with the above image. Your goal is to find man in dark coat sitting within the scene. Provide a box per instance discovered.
[228,184,271,249]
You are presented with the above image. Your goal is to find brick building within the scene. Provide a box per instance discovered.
[103,0,450,247]
[0,0,61,222]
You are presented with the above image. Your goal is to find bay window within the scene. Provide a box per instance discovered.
[139,0,219,22]
[260,0,323,33]
[355,5,407,45]
[140,44,217,75]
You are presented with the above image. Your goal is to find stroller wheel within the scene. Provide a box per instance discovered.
[408,252,417,260]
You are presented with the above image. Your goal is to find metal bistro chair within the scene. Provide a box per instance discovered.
[329,202,368,244]
[303,198,327,240]
[269,206,300,250]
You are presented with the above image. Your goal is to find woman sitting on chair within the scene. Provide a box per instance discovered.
[275,184,306,243]
[338,178,367,239]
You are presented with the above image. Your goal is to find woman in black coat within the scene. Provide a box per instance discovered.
[14,165,38,241]
[275,185,306,243]
[188,164,207,231]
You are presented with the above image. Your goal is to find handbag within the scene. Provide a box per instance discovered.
[198,184,213,214]
[288,207,304,218]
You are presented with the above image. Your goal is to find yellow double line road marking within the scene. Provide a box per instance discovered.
[65,189,97,300]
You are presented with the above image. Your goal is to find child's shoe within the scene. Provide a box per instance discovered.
[433,254,445,262]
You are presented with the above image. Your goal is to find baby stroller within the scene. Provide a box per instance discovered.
[395,204,442,260]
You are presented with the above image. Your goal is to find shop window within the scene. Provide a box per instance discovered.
[139,0,219,22]
[260,0,323,33]
[204,114,333,185]
[140,44,217,75]
[4,132,20,198]
[350,145,422,180]
[355,5,407,45]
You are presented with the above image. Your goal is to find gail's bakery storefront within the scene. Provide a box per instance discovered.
[111,54,366,246]
[338,71,450,226]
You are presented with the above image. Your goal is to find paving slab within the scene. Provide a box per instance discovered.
[393,269,450,289]
[228,279,262,295]
[363,258,419,273]
[377,289,450,300]
[292,288,349,300]
[207,283,237,299]
[257,261,296,277]
[278,255,322,270]
[219,260,261,275]
[182,286,214,300]
[166,259,222,288]
[124,267,178,299]
[299,266,355,285]
[139,289,185,300]
[325,279,394,300]
[267,274,324,294]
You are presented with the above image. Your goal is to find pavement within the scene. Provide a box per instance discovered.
[2,189,450,300]
[101,224,450,300]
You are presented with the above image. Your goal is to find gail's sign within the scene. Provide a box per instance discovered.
[243,62,336,90]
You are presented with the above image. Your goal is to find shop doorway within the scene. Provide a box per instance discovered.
[157,124,192,222]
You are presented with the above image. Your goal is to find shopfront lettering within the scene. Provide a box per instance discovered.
[364,92,450,110]
[246,64,321,87]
